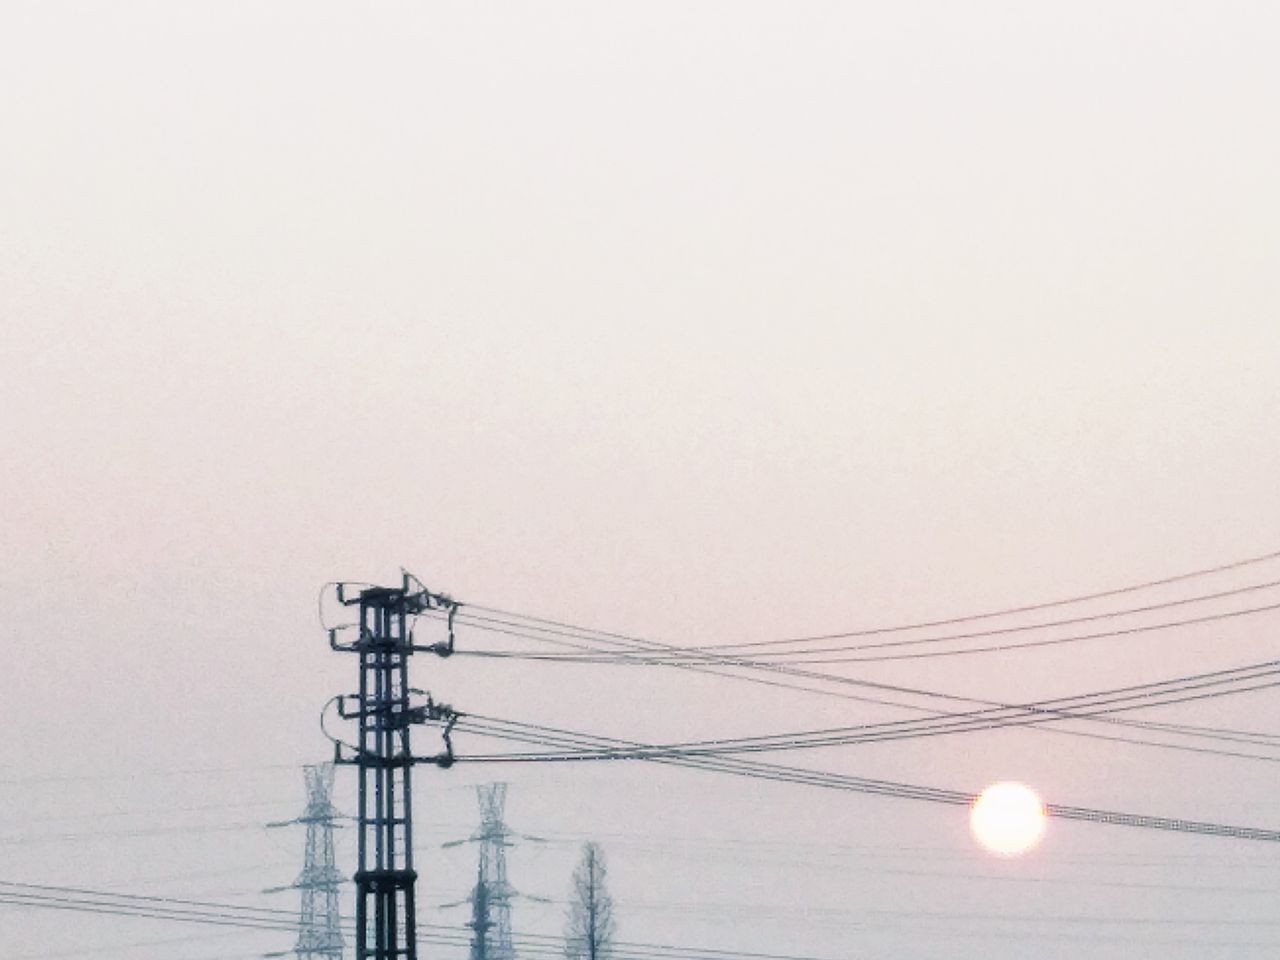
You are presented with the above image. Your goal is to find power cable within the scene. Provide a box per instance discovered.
[467,547,1280,646]
[450,596,1280,664]
[437,605,1280,757]
[454,666,1280,762]
[0,882,853,960]
[419,610,1280,758]
[445,715,1280,843]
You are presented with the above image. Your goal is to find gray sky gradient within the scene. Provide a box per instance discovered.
[3,2,1280,959]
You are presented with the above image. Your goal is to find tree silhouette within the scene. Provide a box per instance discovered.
[564,842,614,960]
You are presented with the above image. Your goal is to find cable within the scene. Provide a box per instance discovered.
[421,606,1280,760]
[5,930,259,960]
[15,798,295,828]
[453,665,1280,762]
[449,596,1280,663]
[468,546,1280,645]
[0,881,853,960]
[437,607,1280,756]
[445,715,1280,843]
[0,762,299,788]
[0,820,273,848]
[315,580,376,635]
[713,576,1280,653]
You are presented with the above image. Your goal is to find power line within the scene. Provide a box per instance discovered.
[510,655,1280,749]
[0,762,299,788]
[13,798,296,828]
[437,603,1280,759]
[714,577,1280,652]
[10,878,1280,953]
[446,715,1280,843]
[465,546,1280,646]
[455,666,1280,763]
[5,930,259,959]
[0,882,855,960]
[501,824,1280,874]
[0,820,271,848]
[421,607,1280,760]
[449,596,1280,664]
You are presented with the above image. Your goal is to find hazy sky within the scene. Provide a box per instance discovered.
[3,2,1280,959]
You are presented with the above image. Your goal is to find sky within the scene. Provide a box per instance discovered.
[2,1,1280,958]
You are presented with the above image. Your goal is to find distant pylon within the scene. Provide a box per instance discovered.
[444,784,528,960]
[266,763,345,960]
[477,784,515,960]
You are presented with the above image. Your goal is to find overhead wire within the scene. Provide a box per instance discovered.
[709,576,1280,653]
[425,606,1280,762]
[5,930,260,960]
[465,546,1280,646]
[313,556,1280,849]
[0,762,299,788]
[0,881,856,960]
[447,596,1280,664]
[9,880,1280,947]
[0,820,274,848]
[381,549,1280,767]
[454,660,1280,762]
[412,545,1280,759]
[446,714,1280,843]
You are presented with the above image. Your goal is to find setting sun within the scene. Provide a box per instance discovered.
[970,782,1047,856]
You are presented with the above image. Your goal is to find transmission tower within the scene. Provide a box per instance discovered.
[326,574,460,960]
[444,783,549,960]
[265,763,345,960]
[475,785,514,960]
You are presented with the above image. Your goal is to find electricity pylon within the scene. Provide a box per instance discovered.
[444,784,549,960]
[326,574,460,960]
[265,763,345,960]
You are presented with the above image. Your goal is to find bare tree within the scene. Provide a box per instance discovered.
[564,842,614,960]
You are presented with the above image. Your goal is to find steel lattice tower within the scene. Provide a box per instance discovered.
[328,575,459,960]
[476,785,515,960]
[445,784,518,960]
[266,763,345,960]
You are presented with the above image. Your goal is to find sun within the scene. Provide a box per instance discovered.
[970,781,1047,856]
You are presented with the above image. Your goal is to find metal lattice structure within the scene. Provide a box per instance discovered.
[474,785,515,960]
[327,575,459,960]
[444,784,528,960]
[266,763,345,960]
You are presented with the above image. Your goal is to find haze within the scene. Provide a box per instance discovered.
[2,3,1279,959]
